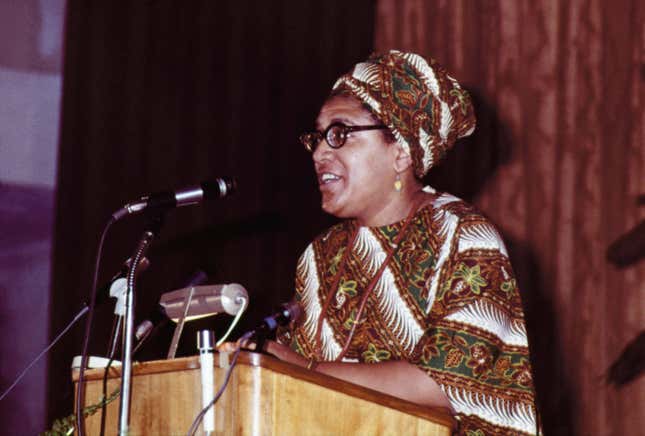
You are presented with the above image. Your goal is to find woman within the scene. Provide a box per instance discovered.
[265,50,539,435]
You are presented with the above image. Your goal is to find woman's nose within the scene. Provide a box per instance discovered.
[312,138,334,163]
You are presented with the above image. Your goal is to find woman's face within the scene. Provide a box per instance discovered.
[313,96,398,224]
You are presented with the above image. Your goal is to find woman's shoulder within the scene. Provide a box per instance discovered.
[419,187,483,221]
[426,190,511,260]
[419,188,507,249]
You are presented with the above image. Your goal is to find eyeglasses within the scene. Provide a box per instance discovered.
[299,122,388,152]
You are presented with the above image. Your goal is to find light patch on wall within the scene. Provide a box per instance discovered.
[38,0,65,61]
[0,68,61,187]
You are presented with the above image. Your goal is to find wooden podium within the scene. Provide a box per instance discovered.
[73,352,455,435]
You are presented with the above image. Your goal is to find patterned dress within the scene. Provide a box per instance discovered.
[277,190,540,435]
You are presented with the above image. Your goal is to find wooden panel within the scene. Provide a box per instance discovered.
[74,353,455,435]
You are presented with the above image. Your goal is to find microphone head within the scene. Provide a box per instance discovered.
[202,177,237,199]
[281,301,303,325]
[257,300,303,333]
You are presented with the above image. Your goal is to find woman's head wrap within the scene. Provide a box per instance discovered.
[331,50,476,178]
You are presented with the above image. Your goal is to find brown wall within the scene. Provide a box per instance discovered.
[374,1,645,435]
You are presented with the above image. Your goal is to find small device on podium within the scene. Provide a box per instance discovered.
[197,330,216,435]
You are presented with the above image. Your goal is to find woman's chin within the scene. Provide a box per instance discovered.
[321,196,350,218]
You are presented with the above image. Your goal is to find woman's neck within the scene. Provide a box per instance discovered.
[355,184,428,227]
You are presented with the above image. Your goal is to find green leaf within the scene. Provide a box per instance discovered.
[454,263,487,294]
[337,279,358,297]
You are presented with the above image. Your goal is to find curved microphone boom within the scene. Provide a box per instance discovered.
[112,177,237,221]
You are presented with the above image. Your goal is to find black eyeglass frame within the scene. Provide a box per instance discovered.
[299,122,388,152]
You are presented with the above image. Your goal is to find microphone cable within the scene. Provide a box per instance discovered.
[215,297,248,347]
[99,315,123,436]
[0,305,88,402]
[75,216,116,436]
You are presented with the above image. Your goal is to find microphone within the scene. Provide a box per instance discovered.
[134,270,208,341]
[252,301,302,353]
[112,177,237,221]
[256,301,303,332]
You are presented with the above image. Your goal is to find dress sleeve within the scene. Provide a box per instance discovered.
[411,217,540,435]
[275,244,318,358]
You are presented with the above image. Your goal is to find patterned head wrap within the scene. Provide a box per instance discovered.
[332,50,476,178]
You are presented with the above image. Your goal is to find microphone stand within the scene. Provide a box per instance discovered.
[117,212,163,435]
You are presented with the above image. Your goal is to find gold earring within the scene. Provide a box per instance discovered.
[394,174,402,192]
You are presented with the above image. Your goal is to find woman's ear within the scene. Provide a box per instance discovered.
[392,145,414,173]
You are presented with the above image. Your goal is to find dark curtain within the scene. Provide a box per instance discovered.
[375,1,645,435]
[48,1,376,424]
